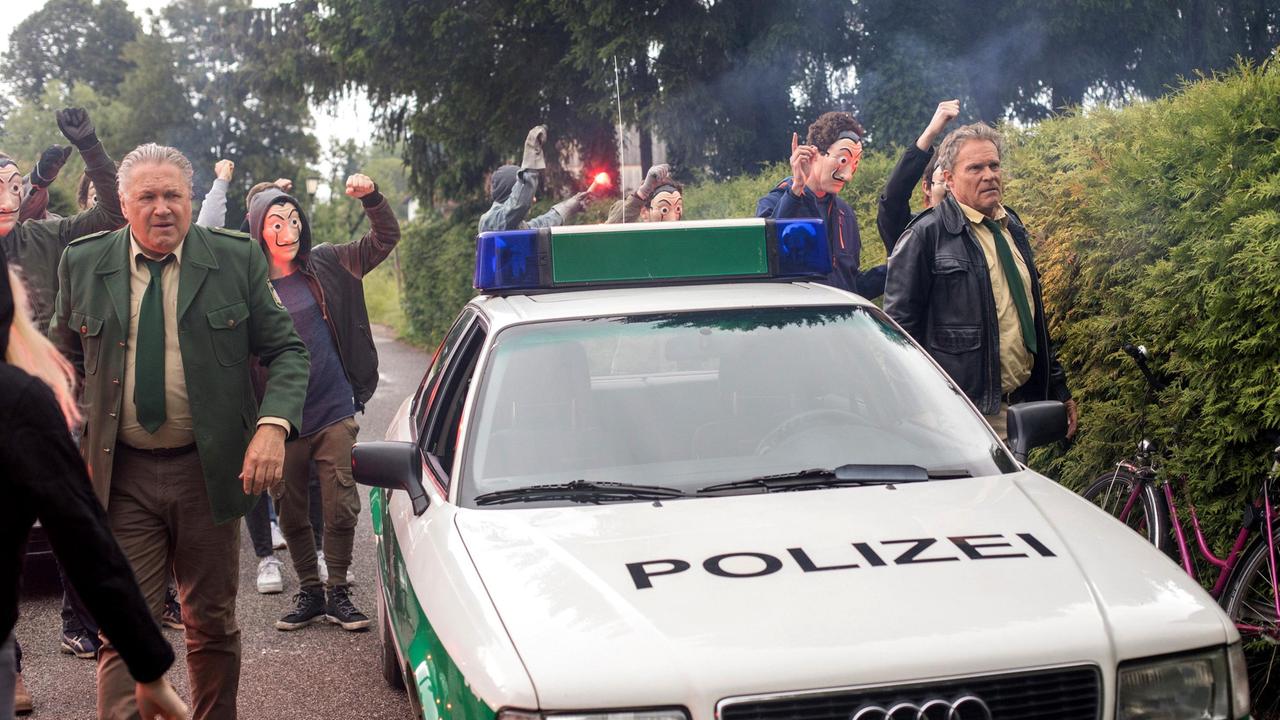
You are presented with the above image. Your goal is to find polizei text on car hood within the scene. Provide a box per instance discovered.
[453,471,1232,709]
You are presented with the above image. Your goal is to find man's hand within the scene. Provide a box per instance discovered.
[345,173,376,199]
[239,424,287,495]
[55,107,99,151]
[32,145,73,187]
[789,132,816,196]
[1065,398,1079,439]
[273,178,293,192]
[916,99,960,151]
[135,678,188,720]
[637,163,671,200]
[522,124,548,171]
[214,159,235,182]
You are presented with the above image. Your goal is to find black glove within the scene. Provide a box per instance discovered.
[31,145,73,187]
[55,107,99,151]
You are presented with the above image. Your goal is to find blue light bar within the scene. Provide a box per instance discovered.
[474,218,829,293]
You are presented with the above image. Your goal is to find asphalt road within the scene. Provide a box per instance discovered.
[15,325,427,719]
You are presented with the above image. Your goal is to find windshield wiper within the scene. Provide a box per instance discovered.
[473,479,687,506]
[697,463,930,495]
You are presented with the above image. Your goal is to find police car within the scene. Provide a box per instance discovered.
[354,219,1250,720]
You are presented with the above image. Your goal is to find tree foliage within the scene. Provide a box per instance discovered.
[2,0,141,101]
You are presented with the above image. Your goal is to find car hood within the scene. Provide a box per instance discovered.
[454,471,1232,709]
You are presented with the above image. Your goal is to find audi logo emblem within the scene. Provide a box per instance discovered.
[850,695,993,720]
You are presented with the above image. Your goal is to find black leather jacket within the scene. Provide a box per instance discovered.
[883,195,1070,415]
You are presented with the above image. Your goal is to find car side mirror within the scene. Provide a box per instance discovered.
[352,441,429,515]
[1006,401,1067,464]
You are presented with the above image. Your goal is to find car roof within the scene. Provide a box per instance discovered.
[469,281,872,331]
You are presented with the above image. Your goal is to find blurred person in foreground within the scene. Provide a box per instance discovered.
[0,248,187,720]
[883,123,1077,439]
[50,142,309,719]
[756,111,886,299]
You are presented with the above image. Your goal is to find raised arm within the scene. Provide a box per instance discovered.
[332,173,401,277]
[196,159,234,228]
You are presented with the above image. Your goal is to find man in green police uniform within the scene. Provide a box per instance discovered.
[50,143,309,720]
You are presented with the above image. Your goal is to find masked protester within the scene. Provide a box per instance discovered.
[0,108,125,335]
[479,125,594,232]
[756,111,886,300]
[607,164,683,223]
[876,100,960,254]
[1,248,188,720]
[246,173,400,634]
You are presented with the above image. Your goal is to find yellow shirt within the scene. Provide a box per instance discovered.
[119,236,194,449]
[957,201,1034,395]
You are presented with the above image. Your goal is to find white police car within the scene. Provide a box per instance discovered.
[355,219,1250,720]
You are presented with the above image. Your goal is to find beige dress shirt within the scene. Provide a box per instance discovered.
[119,235,290,449]
[119,236,194,449]
[957,201,1034,395]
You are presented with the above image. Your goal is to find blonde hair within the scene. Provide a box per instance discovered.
[6,269,80,428]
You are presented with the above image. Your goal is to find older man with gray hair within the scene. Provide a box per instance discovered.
[883,123,1077,439]
[50,142,309,719]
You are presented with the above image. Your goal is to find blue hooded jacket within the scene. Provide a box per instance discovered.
[756,177,887,299]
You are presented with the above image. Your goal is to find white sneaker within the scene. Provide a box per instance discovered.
[270,521,285,550]
[257,556,284,594]
[316,550,329,585]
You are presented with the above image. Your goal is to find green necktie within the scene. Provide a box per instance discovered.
[135,256,170,433]
[981,218,1037,354]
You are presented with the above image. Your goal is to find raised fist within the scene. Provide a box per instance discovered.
[214,159,235,182]
[345,173,376,199]
[522,124,548,171]
[273,178,294,192]
[55,107,98,150]
[638,163,671,199]
[930,99,960,131]
[32,145,73,187]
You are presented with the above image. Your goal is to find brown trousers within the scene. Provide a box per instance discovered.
[278,416,361,590]
[98,447,240,720]
[985,401,1011,441]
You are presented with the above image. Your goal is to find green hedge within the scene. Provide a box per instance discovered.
[1002,61,1280,544]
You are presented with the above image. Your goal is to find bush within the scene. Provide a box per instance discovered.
[1002,61,1280,542]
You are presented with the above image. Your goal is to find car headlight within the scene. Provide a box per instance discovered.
[1117,645,1248,719]
[1227,642,1251,719]
[499,710,689,720]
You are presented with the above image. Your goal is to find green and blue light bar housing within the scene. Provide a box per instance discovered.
[474,218,829,294]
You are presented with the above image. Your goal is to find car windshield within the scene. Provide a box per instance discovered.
[460,305,1015,507]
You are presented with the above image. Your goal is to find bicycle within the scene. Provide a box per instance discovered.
[1080,344,1280,710]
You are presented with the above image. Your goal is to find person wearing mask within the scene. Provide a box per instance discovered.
[16,145,74,222]
[884,123,1077,439]
[607,164,683,223]
[756,111,885,299]
[1,248,187,720]
[876,99,960,252]
[479,125,593,232]
[50,142,309,719]
[246,172,400,633]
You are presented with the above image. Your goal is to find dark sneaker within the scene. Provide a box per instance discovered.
[161,589,184,630]
[59,628,101,659]
[325,585,371,631]
[276,587,326,631]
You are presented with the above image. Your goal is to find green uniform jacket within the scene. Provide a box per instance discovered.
[50,224,310,524]
[0,142,125,335]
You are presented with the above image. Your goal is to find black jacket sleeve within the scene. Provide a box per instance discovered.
[877,145,933,257]
[883,226,934,344]
[2,370,174,683]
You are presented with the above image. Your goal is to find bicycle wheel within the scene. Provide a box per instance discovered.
[1082,467,1169,551]
[1222,536,1280,717]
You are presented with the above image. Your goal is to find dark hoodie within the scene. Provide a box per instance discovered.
[1,248,174,683]
[247,187,401,410]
